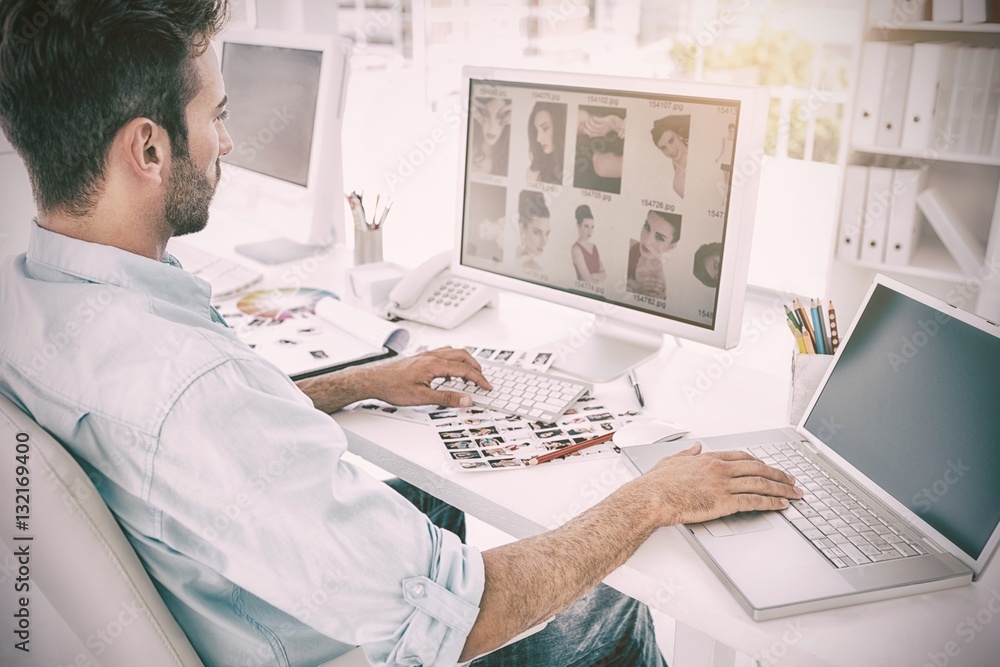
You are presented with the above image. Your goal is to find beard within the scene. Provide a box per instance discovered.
[164,151,220,237]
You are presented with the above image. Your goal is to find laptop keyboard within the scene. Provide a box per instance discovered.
[750,442,928,569]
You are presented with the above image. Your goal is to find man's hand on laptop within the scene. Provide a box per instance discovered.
[298,346,492,413]
[636,442,804,526]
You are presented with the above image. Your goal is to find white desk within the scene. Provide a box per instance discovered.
[185,213,1000,666]
[331,292,1000,667]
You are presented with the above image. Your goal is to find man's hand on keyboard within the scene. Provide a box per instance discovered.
[636,442,804,527]
[366,347,493,408]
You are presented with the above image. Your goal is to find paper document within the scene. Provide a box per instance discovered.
[216,288,409,380]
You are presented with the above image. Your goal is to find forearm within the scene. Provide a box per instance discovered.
[460,481,659,661]
[296,365,377,413]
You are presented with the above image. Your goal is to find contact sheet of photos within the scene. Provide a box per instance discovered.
[346,345,641,471]
[432,395,640,472]
[460,78,739,329]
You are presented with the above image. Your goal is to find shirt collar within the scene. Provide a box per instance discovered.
[25,221,217,322]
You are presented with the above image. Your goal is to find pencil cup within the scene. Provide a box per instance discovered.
[788,350,834,425]
[354,226,383,265]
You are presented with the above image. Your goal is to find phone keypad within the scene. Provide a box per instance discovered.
[429,278,475,308]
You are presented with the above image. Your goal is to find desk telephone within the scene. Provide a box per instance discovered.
[387,251,498,329]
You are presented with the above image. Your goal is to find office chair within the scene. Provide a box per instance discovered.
[0,393,371,667]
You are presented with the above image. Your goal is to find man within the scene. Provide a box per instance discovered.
[0,2,802,665]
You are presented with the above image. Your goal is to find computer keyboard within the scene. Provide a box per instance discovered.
[433,361,592,422]
[167,241,263,298]
[750,442,927,569]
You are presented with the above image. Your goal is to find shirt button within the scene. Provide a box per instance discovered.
[410,583,426,598]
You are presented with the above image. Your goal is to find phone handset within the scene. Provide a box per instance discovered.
[387,251,498,329]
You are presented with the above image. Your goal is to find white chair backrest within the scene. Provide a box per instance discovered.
[0,393,205,666]
[0,393,373,667]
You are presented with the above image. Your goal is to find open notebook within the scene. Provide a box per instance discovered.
[215,288,409,380]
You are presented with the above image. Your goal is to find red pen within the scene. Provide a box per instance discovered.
[526,432,616,466]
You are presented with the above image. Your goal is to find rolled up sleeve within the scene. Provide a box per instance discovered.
[152,358,485,666]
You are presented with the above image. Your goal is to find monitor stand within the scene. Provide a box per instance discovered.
[551,317,663,383]
[234,238,331,265]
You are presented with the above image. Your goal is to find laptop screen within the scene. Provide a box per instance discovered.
[803,283,1000,560]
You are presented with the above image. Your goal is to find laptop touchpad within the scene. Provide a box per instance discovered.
[703,511,773,537]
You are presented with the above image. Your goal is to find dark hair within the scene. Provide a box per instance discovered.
[693,242,722,287]
[0,0,230,216]
[472,96,511,176]
[574,204,592,225]
[518,190,549,226]
[650,114,690,147]
[527,101,565,184]
[648,209,682,243]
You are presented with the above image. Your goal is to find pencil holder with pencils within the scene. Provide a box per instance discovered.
[784,297,839,425]
[346,190,391,265]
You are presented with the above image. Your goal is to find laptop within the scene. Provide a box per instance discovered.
[624,275,1000,620]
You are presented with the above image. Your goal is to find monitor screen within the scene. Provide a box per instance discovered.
[803,282,1000,560]
[220,42,322,188]
[458,77,741,330]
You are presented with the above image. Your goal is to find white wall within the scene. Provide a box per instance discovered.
[0,151,36,258]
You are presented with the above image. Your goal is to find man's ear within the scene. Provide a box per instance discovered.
[118,118,168,185]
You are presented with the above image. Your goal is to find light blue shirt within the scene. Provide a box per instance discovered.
[0,223,485,666]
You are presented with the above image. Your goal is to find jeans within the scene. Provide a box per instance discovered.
[386,479,667,667]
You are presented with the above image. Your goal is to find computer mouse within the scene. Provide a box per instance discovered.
[613,419,690,448]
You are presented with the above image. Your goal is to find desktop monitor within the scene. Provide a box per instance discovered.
[212,29,350,262]
[452,67,769,382]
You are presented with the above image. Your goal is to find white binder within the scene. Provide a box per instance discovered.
[860,166,894,264]
[917,187,986,275]
[900,43,956,152]
[851,42,889,148]
[981,50,1000,157]
[933,0,963,21]
[838,165,869,261]
[964,48,997,154]
[963,0,988,22]
[943,47,978,150]
[877,44,913,148]
[885,167,928,266]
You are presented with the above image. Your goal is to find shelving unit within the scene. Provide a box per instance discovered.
[829,5,1000,323]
